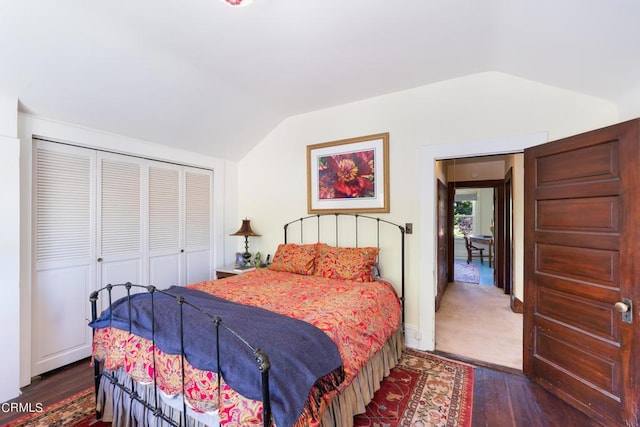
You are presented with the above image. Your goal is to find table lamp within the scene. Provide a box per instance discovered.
[230,219,260,268]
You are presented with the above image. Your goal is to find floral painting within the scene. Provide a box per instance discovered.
[307,133,389,213]
[318,150,375,199]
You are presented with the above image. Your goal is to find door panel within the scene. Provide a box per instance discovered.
[186,250,211,284]
[148,161,183,287]
[150,254,181,289]
[97,152,144,309]
[34,266,92,373]
[99,258,143,310]
[435,179,448,311]
[537,197,619,231]
[524,119,640,426]
[184,168,212,283]
[504,168,513,296]
[32,141,95,375]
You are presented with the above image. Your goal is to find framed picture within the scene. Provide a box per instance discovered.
[307,133,389,213]
[235,252,245,268]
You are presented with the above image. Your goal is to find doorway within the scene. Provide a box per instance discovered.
[434,154,523,369]
[448,180,503,288]
[451,186,495,286]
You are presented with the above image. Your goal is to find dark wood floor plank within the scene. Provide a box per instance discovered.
[471,364,601,427]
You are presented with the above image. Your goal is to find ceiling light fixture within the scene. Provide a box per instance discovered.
[223,0,253,6]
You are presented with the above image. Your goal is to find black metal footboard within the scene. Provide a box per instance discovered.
[90,283,272,427]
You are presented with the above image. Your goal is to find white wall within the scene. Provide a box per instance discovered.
[239,71,619,350]
[0,91,17,137]
[0,93,20,403]
[16,114,238,388]
[512,153,525,302]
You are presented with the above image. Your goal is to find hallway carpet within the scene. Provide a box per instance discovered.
[435,281,523,370]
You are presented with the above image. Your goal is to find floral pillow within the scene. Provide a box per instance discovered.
[314,245,379,282]
[268,243,319,275]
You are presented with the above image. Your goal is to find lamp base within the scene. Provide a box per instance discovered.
[239,251,252,268]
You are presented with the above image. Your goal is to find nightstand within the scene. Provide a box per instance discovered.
[216,264,256,279]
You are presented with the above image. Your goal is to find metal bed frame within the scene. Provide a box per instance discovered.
[89,213,405,427]
[283,213,406,327]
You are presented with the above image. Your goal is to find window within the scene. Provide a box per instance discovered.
[453,199,475,237]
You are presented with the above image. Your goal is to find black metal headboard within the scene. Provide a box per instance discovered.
[283,213,405,329]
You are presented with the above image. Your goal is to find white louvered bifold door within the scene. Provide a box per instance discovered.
[184,167,212,284]
[33,140,96,375]
[32,142,215,375]
[148,161,183,288]
[96,152,144,305]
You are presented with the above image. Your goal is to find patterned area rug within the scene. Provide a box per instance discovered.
[355,348,474,427]
[454,259,480,284]
[2,387,108,427]
[5,350,474,427]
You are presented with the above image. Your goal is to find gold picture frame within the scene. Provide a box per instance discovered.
[307,133,389,213]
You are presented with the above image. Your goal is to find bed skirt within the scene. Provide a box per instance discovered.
[96,328,404,426]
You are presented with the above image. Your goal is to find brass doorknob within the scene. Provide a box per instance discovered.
[615,301,630,313]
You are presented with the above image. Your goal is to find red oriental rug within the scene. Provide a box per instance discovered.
[355,348,474,427]
[2,386,109,427]
[4,349,473,427]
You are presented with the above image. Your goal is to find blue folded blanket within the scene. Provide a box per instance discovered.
[89,285,344,427]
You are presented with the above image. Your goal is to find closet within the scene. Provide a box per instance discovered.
[32,139,213,375]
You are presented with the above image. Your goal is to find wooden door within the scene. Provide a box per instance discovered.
[504,168,513,295]
[435,179,448,311]
[524,119,640,426]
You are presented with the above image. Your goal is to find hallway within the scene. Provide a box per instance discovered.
[435,262,523,370]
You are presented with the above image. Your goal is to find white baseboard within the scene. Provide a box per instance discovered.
[403,323,421,349]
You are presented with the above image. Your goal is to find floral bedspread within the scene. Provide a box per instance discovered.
[92,268,402,426]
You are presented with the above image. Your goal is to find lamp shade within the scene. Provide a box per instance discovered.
[230,219,260,237]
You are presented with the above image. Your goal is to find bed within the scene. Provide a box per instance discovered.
[89,213,406,426]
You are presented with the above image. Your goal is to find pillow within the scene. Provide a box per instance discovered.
[314,245,379,282]
[268,243,319,275]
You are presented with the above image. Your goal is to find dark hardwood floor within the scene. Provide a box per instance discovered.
[471,364,601,427]
[0,358,96,425]
[0,356,601,426]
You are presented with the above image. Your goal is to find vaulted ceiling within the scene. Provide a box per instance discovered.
[2,0,640,160]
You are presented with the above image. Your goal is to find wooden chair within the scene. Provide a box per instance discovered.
[464,236,484,265]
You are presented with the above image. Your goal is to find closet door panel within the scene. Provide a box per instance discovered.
[100,258,143,305]
[184,168,213,283]
[35,267,91,359]
[148,162,183,288]
[97,153,144,305]
[32,141,96,375]
[150,255,181,288]
[186,250,211,284]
